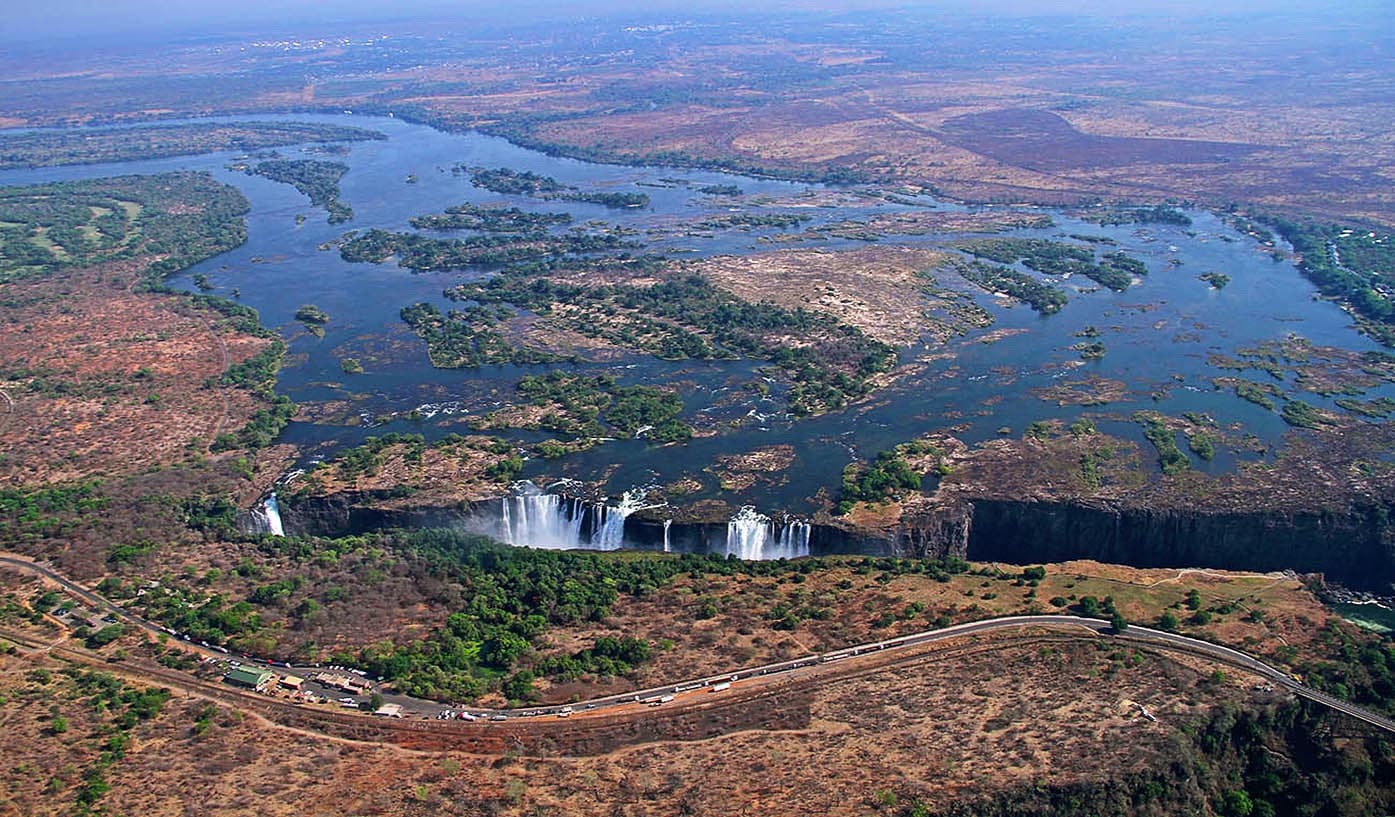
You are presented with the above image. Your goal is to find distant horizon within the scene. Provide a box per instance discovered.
[2,0,1390,46]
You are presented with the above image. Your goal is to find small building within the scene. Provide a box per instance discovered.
[373,703,403,718]
[224,667,275,691]
[335,676,370,694]
[279,675,305,691]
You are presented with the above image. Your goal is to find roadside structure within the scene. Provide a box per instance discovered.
[225,667,275,691]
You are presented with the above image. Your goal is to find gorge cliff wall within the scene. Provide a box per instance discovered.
[961,498,1394,589]
[271,492,1395,589]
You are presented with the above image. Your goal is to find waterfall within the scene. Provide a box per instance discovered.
[725,506,810,560]
[250,493,285,537]
[590,489,661,550]
[499,482,662,551]
[663,519,672,552]
[500,490,586,549]
[770,520,811,560]
[726,506,771,560]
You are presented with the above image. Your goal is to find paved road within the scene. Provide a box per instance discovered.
[4,553,1393,734]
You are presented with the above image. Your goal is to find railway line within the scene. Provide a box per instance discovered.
[3,552,1393,746]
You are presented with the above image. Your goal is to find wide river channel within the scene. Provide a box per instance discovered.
[3,113,1390,518]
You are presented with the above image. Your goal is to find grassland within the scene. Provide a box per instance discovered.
[0,611,1259,817]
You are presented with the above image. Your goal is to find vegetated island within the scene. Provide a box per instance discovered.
[427,267,896,416]
[342,225,638,271]
[461,166,650,209]
[957,237,1148,292]
[345,204,920,418]
[0,121,385,169]
[410,203,573,233]
[246,159,354,223]
[1074,203,1194,227]
[471,371,693,449]
[294,304,329,335]
[944,257,1068,314]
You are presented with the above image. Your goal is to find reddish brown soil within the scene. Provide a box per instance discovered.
[0,265,272,485]
[0,622,1268,817]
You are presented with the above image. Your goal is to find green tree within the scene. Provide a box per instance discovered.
[1220,789,1254,817]
[1110,611,1128,633]
[503,670,536,702]
[85,624,124,649]
[481,632,530,669]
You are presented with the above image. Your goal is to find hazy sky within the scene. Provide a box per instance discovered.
[2,0,1388,44]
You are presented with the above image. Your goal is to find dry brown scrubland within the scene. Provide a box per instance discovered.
[0,264,273,486]
[0,629,1261,817]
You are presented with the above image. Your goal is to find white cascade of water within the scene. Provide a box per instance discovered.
[662,519,672,552]
[590,489,662,550]
[250,493,285,537]
[499,482,663,551]
[725,506,771,560]
[725,508,811,560]
[264,494,285,537]
[769,520,811,560]
[500,490,586,549]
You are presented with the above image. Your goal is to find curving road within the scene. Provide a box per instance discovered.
[3,553,1393,735]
